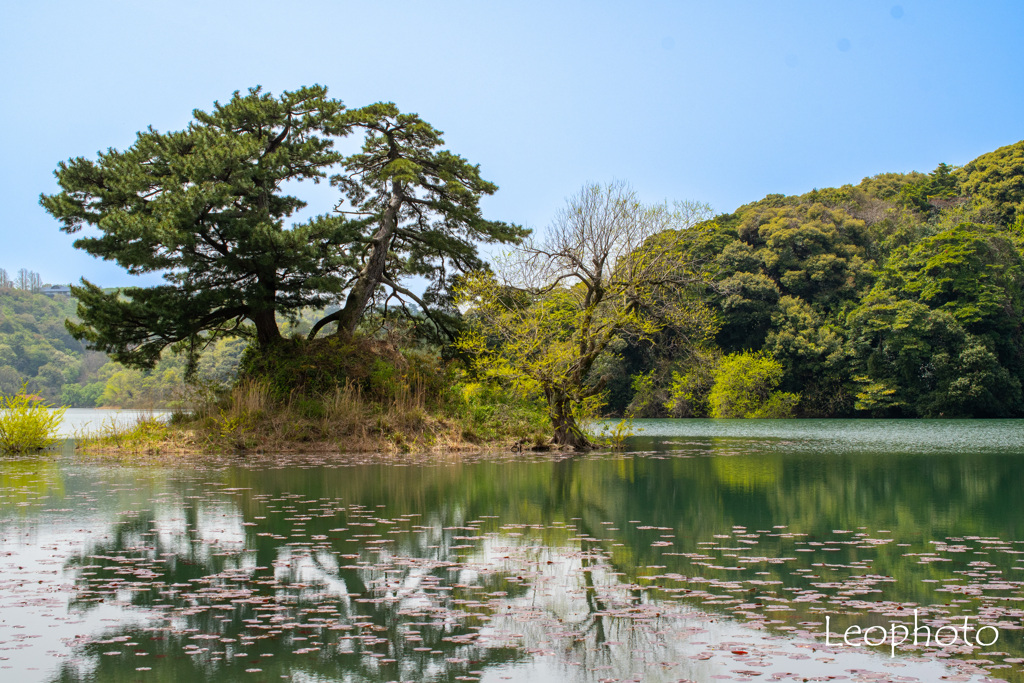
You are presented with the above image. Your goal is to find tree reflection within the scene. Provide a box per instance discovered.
[50,446,1024,682]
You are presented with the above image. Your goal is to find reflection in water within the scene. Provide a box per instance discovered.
[0,422,1021,681]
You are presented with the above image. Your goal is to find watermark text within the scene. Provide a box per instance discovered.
[824,611,998,657]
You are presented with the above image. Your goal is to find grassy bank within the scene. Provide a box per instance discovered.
[75,336,552,456]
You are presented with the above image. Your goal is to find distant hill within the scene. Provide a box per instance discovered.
[0,284,337,407]
[0,286,246,407]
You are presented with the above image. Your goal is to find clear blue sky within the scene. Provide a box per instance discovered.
[2,0,1022,286]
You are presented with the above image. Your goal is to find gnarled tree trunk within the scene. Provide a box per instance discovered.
[308,184,403,340]
[546,387,593,451]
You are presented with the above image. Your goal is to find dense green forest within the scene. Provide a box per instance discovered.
[612,140,1024,418]
[10,139,1024,418]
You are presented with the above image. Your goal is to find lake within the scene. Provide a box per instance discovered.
[1,418,1022,682]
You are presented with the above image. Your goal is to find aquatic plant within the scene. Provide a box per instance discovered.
[595,417,642,449]
[0,384,66,454]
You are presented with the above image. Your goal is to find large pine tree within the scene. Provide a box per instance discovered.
[41,87,522,369]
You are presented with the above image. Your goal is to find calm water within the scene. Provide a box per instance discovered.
[1,419,1023,682]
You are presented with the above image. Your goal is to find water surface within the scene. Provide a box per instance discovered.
[1,419,1022,682]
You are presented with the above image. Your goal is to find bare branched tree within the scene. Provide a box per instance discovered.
[460,182,714,450]
[15,268,42,292]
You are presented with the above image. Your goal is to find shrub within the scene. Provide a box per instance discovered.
[708,352,800,419]
[748,391,801,418]
[457,380,549,444]
[663,348,723,417]
[237,335,389,399]
[0,385,67,453]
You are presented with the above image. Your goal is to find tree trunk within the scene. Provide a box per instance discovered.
[251,308,282,347]
[311,187,402,339]
[546,388,593,451]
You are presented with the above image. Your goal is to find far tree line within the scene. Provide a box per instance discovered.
[0,268,46,292]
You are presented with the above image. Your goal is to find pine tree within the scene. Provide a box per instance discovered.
[41,87,523,370]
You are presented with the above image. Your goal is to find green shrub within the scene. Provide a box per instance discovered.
[708,352,800,419]
[458,380,549,443]
[596,418,642,449]
[748,391,801,418]
[237,335,427,404]
[663,348,723,417]
[367,358,400,400]
[293,396,326,420]
[0,385,67,453]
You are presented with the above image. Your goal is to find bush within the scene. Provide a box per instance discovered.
[457,380,549,444]
[748,391,801,418]
[238,335,408,400]
[0,385,67,453]
[662,347,723,417]
[708,352,800,419]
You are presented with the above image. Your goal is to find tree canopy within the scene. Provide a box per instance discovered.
[608,150,1024,420]
[308,103,527,340]
[458,182,714,449]
[41,86,522,370]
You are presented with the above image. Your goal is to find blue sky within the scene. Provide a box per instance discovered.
[2,0,1023,286]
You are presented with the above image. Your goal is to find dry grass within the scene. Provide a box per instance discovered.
[136,376,499,455]
[74,413,196,456]
[76,340,551,457]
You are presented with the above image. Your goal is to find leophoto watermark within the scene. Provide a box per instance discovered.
[824,611,998,657]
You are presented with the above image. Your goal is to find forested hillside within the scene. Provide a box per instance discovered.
[0,285,246,407]
[0,287,85,400]
[617,140,1024,418]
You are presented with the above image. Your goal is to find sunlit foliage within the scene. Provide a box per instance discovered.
[458,182,714,448]
[0,383,66,453]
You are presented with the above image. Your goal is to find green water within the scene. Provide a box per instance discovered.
[1,419,1023,682]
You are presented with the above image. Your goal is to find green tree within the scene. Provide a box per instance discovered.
[41,86,351,365]
[894,162,962,214]
[308,104,527,340]
[0,366,23,397]
[706,352,799,419]
[678,198,875,414]
[42,88,523,374]
[847,223,1024,416]
[459,182,713,449]
[956,140,1024,226]
[696,200,874,356]
[662,346,722,417]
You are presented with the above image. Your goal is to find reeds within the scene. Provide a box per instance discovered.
[74,413,184,456]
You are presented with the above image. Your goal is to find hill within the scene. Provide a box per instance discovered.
[0,285,245,407]
[615,140,1024,418]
